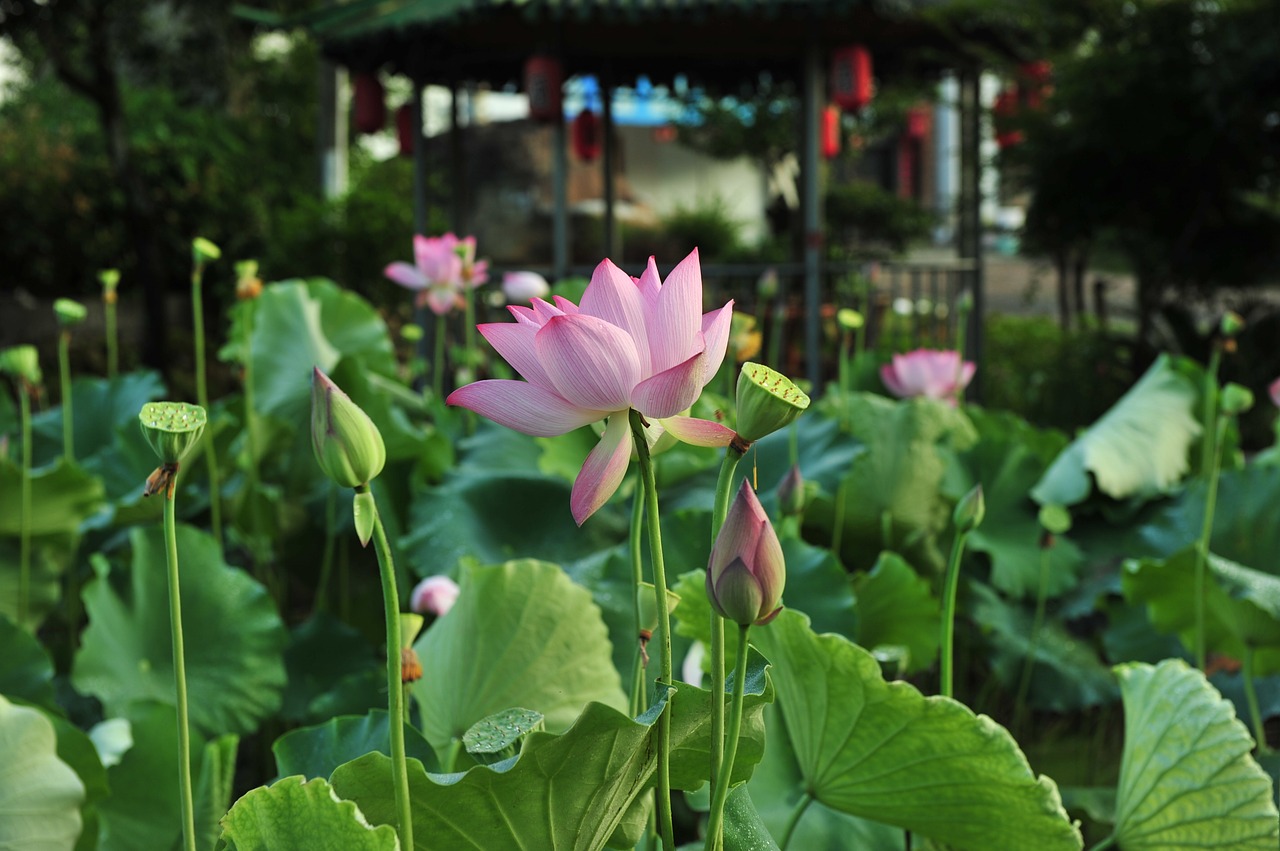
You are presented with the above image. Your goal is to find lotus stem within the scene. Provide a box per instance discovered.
[58,331,74,462]
[629,486,647,719]
[704,623,750,851]
[939,529,971,698]
[1242,644,1270,753]
[162,479,198,851]
[630,410,676,851]
[779,791,814,851]
[1014,546,1052,732]
[1194,417,1227,671]
[708,446,745,797]
[105,294,119,379]
[191,263,223,548]
[242,301,260,516]
[18,385,32,628]
[364,486,415,851]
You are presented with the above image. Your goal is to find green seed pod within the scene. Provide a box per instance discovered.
[98,269,121,289]
[735,362,810,443]
[1037,503,1072,536]
[1220,382,1254,416]
[54,298,88,328]
[0,345,42,387]
[837,308,864,330]
[399,613,424,650]
[311,367,386,489]
[637,581,680,635]
[138,401,207,465]
[401,323,424,343]
[953,484,985,533]
[1219,311,1245,339]
[192,237,222,265]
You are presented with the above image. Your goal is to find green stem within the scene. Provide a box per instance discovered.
[242,302,259,509]
[59,331,74,462]
[939,530,969,698]
[1242,644,1270,753]
[464,284,477,373]
[704,624,750,851]
[433,312,446,401]
[192,266,223,548]
[1194,417,1227,671]
[779,792,814,851]
[366,488,415,851]
[630,410,675,851]
[1014,546,1051,731]
[709,447,746,796]
[1087,835,1116,851]
[163,486,198,851]
[105,296,118,379]
[18,387,32,628]
[629,485,647,719]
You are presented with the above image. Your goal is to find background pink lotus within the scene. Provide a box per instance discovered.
[880,348,975,404]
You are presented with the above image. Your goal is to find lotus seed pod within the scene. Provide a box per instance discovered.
[98,269,121,289]
[138,401,207,465]
[0,345,42,386]
[54,298,87,328]
[1037,503,1072,536]
[1219,311,1245,339]
[636,581,680,635]
[837,308,864,330]
[311,367,386,489]
[953,484,985,533]
[399,613,425,650]
[1220,383,1254,416]
[735,362,810,443]
[192,237,222,265]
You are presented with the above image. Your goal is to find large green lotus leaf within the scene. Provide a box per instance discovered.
[0,613,56,710]
[1122,548,1280,674]
[280,612,379,724]
[401,474,626,580]
[410,560,627,753]
[1032,354,1201,506]
[30,372,167,469]
[220,775,398,851]
[0,457,105,537]
[249,278,396,425]
[948,410,1083,598]
[1111,660,1279,849]
[807,393,977,573]
[272,710,439,780]
[0,694,85,851]
[750,610,1083,851]
[970,582,1119,712]
[332,660,771,851]
[193,733,239,851]
[851,551,940,675]
[72,524,286,736]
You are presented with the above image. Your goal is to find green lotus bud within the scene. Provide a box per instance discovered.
[706,480,785,627]
[192,237,222,265]
[0,345,42,387]
[735,362,810,443]
[953,484,985,533]
[312,367,385,489]
[1220,382,1254,416]
[353,488,376,547]
[139,402,207,466]
[1219,311,1245,339]
[778,464,806,517]
[54,298,87,328]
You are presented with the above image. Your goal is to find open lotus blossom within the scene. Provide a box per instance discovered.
[448,249,736,524]
[410,575,461,617]
[1270,376,1280,409]
[880,348,975,404]
[384,233,487,315]
[503,271,551,303]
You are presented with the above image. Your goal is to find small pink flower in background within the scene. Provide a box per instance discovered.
[503,271,551,304]
[448,249,736,525]
[880,348,975,404]
[1269,377,1280,408]
[410,575,460,617]
[384,233,488,315]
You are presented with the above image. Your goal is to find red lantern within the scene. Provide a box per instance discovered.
[353,73,386,135]
[896,136,917,200]
[524,55,564,122]
[822,105,841,160]
[396,104,414,158]
[830,46,872,112]
[993,89,1023,149]
[1018,61,1052,109]
[571,108,601,162]
[905,105,931,140]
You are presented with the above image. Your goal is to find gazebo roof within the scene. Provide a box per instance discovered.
[239,0,999,86]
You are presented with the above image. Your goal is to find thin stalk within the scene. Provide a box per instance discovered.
[105,293,119,379]
[18,387,32,628]
[779,792,814,851]
[191,265,223,547]
[463,285,477,374]
[939,530,969,698]
[366,488,415,851]
[1014,546,1052,731]
[629,485,646,719]
[1242,644,1270,753]
[163,486,198,851]
[708,446,746,795]
[630,410,676,851]
[1194,417,1227,671]
[58,331,74,462]
[433,313,446,401]
[241,302,260,512]
[703,624,750,851]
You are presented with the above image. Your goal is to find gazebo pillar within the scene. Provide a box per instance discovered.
[601,68,617,258]
[801,39,824,393]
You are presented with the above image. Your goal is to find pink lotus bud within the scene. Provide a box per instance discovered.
[778,464,805,517]
[1269,377,1280,409]
[706,480,785,627]
[502,271,551,303]
[411,575,460,617]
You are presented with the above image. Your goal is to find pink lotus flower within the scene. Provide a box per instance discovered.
[448,249,736,524]
[880,348,975,404]
[383,233,488,315]
[410,575,460,617]
[706,480,785,627]
[1270,377,1280,409]
[503,271,551,303]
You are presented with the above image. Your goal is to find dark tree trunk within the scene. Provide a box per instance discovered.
[1071,251,1088,331]
[1055,252,1071,330]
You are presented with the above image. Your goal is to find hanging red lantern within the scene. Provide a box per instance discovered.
[571,108,601,162]
[396,103,414,158]
[1017,61,1052,109]
[905,105,931,140]
[896,137,917,200]
[822,105,841,160]
[830,46,872,112]
[353,73,386,135]
[524,55,564,122]
[993,89,1023,149]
